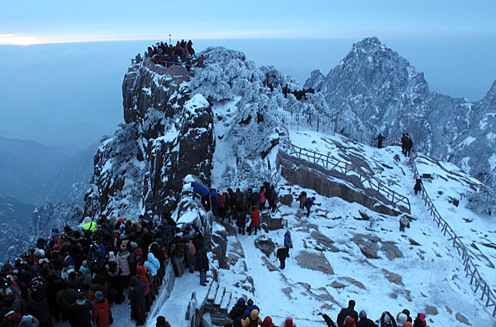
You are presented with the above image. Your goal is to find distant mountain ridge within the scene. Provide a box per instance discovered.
[304,37,496,189]
[0,136,97,205]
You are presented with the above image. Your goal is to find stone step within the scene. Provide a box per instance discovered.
[213,286,225,307]
[207,281,219,303]
[219,290,232,313]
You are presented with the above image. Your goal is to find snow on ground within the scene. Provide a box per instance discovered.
[125,129,496,326]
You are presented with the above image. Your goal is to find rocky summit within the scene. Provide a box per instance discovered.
[304,37,496,204]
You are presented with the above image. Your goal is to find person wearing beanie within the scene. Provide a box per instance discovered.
[400,309,412,323]
[356,310,376,327]
[93,291,112,327]
[337,300,358,327]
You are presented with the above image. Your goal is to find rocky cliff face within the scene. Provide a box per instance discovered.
[84,61,214,218]
[83,46,336,218]
[305,37,496,191]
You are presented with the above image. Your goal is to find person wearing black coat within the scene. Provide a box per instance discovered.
[68,291,93,327]
[129,276,146,326]
[228,297,246,327]
[413,179,422,195]
[336,300,358,327]
[235,209,246,235]
[195,248,209,286]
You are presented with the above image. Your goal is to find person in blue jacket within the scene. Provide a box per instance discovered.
[191,182,210,210]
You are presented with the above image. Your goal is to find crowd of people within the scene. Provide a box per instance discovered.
[0,208,206,327]
[226,298,429,327]
[0,180,283,327]
[191,181,280,237]
[227,297,298,327]
[0,176,433,327]
[281,85,316,101]
[137,39,205,71]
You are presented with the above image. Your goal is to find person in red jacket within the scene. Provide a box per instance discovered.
[218,191,227,221]
[93,291,112,327]
[248,207,260,236]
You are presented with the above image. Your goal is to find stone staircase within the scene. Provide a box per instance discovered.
[204,281,240,326]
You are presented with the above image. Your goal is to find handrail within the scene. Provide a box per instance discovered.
[410,152,496,317]
[284,142,411,213]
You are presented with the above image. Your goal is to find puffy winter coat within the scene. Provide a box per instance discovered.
[144,252,160,277]
[93,298,111,327]
[115,251,131,276]
[250,210,260,227]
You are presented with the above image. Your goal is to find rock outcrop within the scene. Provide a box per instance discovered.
[84,61,214,217]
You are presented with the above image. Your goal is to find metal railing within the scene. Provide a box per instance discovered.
[411,153,496,317]
[285,142,411,213]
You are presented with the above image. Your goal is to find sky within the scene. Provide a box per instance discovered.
[1,1,496,45]
[0,1,495,147]
[97,127,496,326]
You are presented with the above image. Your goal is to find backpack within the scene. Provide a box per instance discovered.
[186,243,196,256]
[173,242,185,257]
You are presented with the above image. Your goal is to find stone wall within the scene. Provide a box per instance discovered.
[277,151,400,216]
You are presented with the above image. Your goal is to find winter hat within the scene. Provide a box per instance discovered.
[76,289,85,300]
[262,316,273,327]
[136,265,146,276]
[51,228,60,237]
[130,241,138,249]
[397,313,407,325]
[120,243,128,251]
[82,217,91,224]
[94,291,104,301]
[283,317,295,327]
[359,310,367,319]
[5,288,13,297]
[237,297,245,305]
[52,244,61,253]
